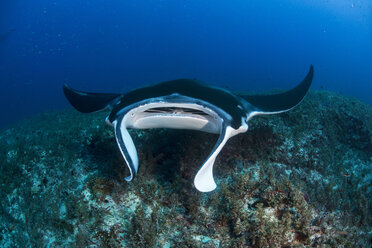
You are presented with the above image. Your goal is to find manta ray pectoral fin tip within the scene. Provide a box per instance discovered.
[63,84,121,113]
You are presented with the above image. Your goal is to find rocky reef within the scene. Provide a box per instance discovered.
[0,91,371,247]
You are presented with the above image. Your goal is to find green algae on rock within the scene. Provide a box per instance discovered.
[0,91,370,247]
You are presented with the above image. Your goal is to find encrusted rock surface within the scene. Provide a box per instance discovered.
[0,91,371,247]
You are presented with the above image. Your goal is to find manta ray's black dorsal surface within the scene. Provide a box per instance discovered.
[63,65,314,192]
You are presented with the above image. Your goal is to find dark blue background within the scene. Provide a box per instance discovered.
[0,0,371,129]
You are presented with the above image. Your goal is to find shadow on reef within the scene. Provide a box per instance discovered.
[0,91,371,247]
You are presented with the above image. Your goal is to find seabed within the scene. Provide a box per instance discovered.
[0,91,371,247]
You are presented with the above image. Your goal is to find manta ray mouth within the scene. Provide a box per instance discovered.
[144,107,210,116]
[122,102,226,134]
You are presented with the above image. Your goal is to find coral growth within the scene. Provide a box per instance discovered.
[0,91,371,247]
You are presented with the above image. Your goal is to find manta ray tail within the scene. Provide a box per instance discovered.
[63,84,121,113]
[240,65,314,114]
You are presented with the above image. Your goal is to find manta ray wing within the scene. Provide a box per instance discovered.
[239,65,314,115]
[63,84,121,113]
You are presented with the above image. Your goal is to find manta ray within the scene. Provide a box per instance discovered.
[63,66,313,192]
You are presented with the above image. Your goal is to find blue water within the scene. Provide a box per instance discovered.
[0,0,371,129]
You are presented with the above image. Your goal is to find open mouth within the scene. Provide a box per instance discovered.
[122,103,222,134]
[144,107,209,116]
